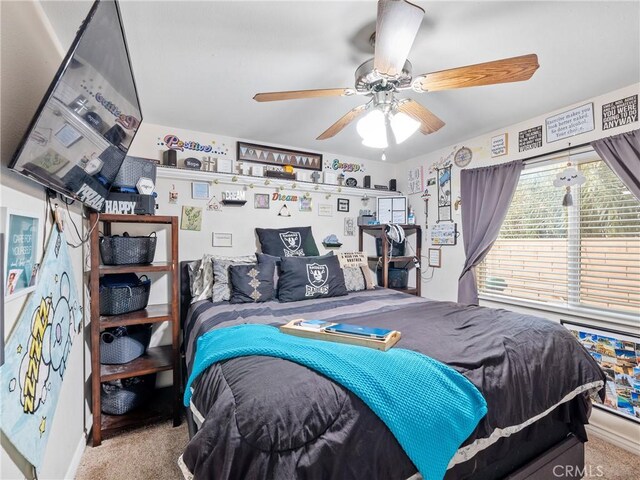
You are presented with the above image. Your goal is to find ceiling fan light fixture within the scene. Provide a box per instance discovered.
[357,109,388,148]
[390,111,420,144]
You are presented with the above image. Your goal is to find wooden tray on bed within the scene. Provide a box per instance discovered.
[280,319,401,351]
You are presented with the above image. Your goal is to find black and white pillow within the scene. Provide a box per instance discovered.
[278,254,347,303]
[255,226,320,257]
[229,262,275,304]
[211,255,256,302]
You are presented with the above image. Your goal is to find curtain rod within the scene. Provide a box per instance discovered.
[523,140,594,166]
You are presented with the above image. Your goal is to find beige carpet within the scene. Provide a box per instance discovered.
[76,421,638,479]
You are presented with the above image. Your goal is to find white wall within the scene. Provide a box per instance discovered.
[397,83,640,452]
[123,123,397,376]
[1,1,89,479]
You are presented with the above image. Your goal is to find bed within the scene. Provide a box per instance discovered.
[178,261,605,480]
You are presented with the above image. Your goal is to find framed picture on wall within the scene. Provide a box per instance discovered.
[191,182,210,200]
[428,248,441,268]
[336,198,349,213]
[2,208,41,300]
[254,193,270,209]
[318,204,333,217]
[561,321,640,423]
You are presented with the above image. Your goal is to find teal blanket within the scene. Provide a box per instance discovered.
[184,324,487,479]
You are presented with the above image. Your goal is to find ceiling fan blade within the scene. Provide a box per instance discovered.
[374,0,425,77]
[317,105,368,140]
[253,88,354,102]
[396,99,445,134]
[414,54,540,92]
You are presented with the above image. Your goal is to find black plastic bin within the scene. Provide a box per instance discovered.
[99,274,151,316]
[101,375,155,415]
[99,232,157,265]
[100,324,153,364]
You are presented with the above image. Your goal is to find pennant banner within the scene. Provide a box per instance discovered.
[0,229,82,470]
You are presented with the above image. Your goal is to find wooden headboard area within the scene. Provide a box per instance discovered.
[179,260,194,328]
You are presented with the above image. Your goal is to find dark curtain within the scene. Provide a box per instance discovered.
[458,160,523,305]
[592,129,640,200]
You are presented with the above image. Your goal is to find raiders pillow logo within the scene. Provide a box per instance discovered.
[279,231,304,256]
[305,263,329,296]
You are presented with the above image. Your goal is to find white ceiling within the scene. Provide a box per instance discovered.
[41,1,640,162]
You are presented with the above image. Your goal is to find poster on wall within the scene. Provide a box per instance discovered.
[518,125,543,152]
[407,166,424,194]
[602,95,638,131]
[2,208,40,300]
[546,103,595,142]
[0,229,83,469]
[562,321,639,423]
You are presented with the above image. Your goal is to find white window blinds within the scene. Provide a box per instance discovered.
[478,149,640,316]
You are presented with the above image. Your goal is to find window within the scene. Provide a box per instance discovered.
[478,149,640,316]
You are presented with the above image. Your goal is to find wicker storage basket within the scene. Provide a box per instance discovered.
[99,232,157,265]
[101,375,155,415]
[99,274,151,316]
[100,324,153,364]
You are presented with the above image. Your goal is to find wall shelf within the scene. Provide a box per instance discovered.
[359,225,422,297]
[156,165,399,199]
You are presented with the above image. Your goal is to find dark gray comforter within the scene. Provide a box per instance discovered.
[181,289,605,480]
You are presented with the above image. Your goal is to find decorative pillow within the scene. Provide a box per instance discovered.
[256,253,281,298]
[336,251,376,292]
[189,254,216,303]
[211,255,256,302]
[187,259,202,297]
[256,251,334,298]
[255,226,320,257]
[278,254,347,303]
[229,262,276,304]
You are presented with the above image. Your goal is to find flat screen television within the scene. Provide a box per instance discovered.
[9,0,142,211]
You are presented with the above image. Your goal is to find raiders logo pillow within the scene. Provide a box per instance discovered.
[278,254,347,303]
[255,226,320,257]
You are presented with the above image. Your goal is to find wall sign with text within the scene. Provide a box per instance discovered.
[602,95,638,131]
[518,125,543,152]
[546,103,595,142]
[491,133,508,157]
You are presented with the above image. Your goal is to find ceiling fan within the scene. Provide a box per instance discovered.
[253,0,540,149]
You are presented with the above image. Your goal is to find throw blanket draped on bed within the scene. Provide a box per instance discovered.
[184,324,488,480]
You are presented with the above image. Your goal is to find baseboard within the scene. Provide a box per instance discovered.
[586,423,639,456]
[64,433,87,480]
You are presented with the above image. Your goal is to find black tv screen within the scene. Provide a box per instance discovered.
[9,0,142,211]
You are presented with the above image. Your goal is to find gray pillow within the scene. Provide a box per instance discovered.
[335,252,376,292]
[229,262,275,304]
[278,254,347,303]
[342,267,366,292]
[212,255,256,302]
[256,253,281,299]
